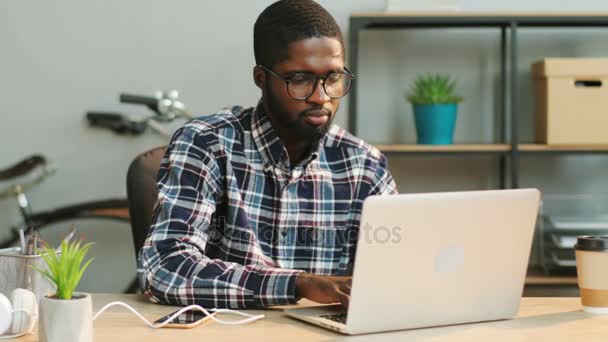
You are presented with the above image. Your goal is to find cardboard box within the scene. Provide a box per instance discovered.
[532,58,608,144]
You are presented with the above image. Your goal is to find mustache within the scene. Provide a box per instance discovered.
[299,107,331,117]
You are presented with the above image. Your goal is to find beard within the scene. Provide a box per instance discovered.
[264,83,334,143]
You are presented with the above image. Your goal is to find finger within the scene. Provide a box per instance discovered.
[337,290,350,308]
[333,276,351,283]
[329,275,351,282]
[339,282,351,295]
[341,277,353,287]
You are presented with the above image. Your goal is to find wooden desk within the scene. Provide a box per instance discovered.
[15,294,608,341]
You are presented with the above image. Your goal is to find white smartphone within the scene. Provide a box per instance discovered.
[154,309,216,329]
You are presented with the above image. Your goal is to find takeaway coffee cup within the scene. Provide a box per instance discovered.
[575,236,608,314]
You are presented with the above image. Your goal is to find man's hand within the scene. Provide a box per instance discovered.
[295,273,352,308]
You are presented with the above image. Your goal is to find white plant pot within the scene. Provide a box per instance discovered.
[39,293,93,342]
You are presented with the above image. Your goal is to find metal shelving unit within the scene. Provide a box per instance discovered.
[377,144,511,156]
[348,12,608,189]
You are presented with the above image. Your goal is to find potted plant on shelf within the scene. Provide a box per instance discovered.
[406,73,463,145]
[33,240,94,342]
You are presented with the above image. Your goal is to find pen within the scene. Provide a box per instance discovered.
[19,229,26,255]
[33,232,39,253]
[26,234,35,255]
[56,226,77,252]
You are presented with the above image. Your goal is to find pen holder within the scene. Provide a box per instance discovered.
[0,252,57,301]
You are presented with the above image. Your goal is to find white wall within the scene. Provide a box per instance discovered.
[1,0,608,291]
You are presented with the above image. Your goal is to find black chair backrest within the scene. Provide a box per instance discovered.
[126,146,166,258]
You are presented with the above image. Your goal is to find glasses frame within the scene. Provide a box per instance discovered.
[257,65,355,100]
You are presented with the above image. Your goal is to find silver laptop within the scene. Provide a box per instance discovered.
[285,189,541,335]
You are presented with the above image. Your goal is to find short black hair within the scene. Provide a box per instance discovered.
[254,0,344,68]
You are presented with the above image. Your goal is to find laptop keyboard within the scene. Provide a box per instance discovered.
[320,312,347,324]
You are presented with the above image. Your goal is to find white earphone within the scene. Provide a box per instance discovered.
[0,288,37,338]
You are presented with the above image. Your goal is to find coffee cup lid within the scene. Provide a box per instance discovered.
[575,236,608,252]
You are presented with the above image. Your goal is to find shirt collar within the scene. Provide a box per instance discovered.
[251,101,325,170]
[251,102,286,168]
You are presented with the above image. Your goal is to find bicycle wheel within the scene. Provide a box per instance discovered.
[8,198,139,294]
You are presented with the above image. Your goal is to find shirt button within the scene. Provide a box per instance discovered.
[281,230,287,237]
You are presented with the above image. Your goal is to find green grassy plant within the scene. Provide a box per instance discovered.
[406,73,463,105]
[32,240,94,300]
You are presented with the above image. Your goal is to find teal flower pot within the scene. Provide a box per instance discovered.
[412,103,458,145]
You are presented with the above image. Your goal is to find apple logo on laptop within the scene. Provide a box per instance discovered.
[435,245,465,274]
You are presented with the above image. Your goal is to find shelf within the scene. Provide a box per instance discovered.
[376,144,511,154]
[350,13,608,28]
[519,144,608,154]
[525,275,577,286]
[525,269,578,286]
[375,144,608,155]
[348,14,608,274]
[352,12,608,18]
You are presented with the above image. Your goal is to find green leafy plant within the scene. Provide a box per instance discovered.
[32,240,94,300]
[406,73,463,105]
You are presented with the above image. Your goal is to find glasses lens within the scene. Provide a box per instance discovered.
[288,74,316,99]
[287,72,354,99]
[324,73,352,98]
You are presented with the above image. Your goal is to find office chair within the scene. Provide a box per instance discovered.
[126,146,166,259]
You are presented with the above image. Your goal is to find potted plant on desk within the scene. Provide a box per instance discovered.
[33,239,94,342]
[406,73,463,145]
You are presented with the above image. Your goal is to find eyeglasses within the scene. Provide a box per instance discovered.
[258,65,355,100]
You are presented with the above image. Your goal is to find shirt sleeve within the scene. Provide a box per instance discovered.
[137,126,302,309]
[369,153,398,196]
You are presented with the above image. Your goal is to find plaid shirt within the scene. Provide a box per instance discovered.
[138,104,397,309]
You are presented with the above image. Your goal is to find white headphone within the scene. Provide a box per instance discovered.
[0,288,37,338]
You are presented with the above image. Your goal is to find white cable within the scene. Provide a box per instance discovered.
[92,301,264,327]
[0,331,30,339]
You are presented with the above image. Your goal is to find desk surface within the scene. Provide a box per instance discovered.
[15,294,608,342]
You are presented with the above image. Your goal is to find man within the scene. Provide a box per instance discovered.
[138,0,397,309]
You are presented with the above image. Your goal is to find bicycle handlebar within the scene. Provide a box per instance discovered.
[86,111,147,135]
[119,93,158,108]
[0,165,56,199]
[86,111,124,122]
[87,90,191,137]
